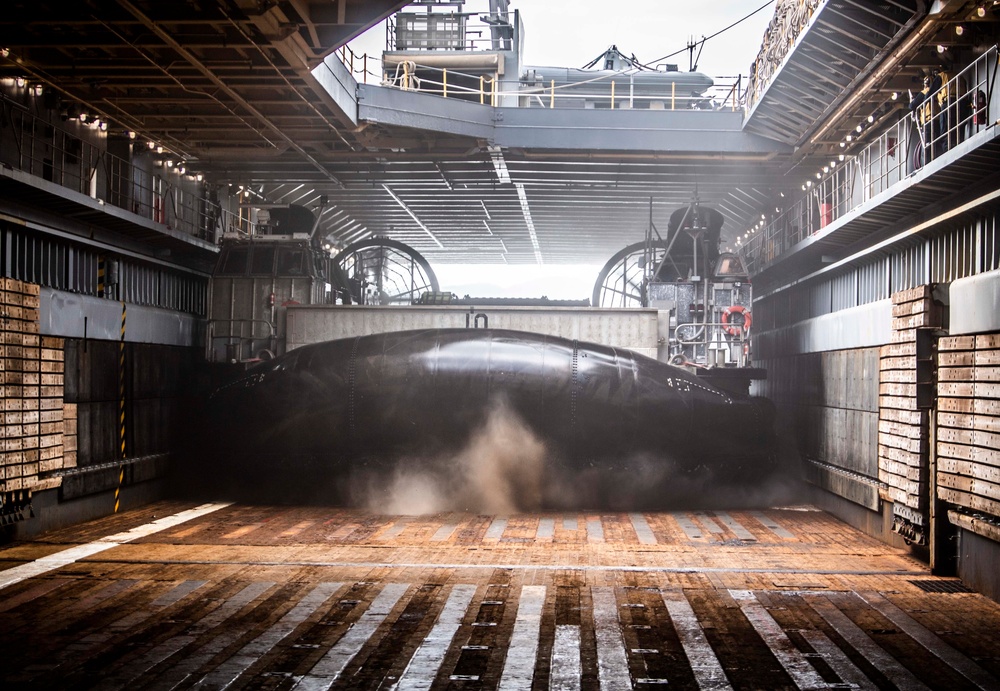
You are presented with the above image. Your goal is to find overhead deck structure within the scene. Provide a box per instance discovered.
[1,0,795,265]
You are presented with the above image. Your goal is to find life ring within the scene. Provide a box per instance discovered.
[722,305,752,337]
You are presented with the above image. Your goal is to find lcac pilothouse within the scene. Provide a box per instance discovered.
[593,200,762,396]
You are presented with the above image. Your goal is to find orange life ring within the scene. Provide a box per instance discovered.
[722,305,751,337]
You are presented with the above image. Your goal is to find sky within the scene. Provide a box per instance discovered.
[347,1,776,300]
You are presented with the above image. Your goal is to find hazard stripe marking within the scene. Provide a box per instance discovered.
[0,503,232,591]
[629,513,657,544]
[586,517,605,542]
[192,582,342,689]
[799,629,878,691]
[101,581,276,690]
[550,624,582,690]
[751,511,795,539]
[674,514,704,540]
[498,585,546,691]
[485,517,508,539]
[661,590,731,690]
[805,594,930,691]
[729,590,826,689]
[859,590,998,690]
[716,513,757,542]
[293,582,409,690]
[592,587,631,690]
[395,584,477,691]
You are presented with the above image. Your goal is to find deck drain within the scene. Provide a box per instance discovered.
[909,579,974,593]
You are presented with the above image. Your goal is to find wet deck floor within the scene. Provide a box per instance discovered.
[2,502,1000,689]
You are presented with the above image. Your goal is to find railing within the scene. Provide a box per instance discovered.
[674,320,750,368]
[381,60,747,111]
[0,96,258,243]
[333,43,379,84]
[741,47,999,274]
[206,318,276,362]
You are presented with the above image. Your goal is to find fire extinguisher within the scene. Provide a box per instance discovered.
[973,90,987,126]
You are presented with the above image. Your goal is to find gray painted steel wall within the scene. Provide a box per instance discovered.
[755,300,892,358]
[41,288,198,347]
[949,268,1000,335]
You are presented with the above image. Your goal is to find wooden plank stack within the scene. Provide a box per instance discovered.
[1,278,70,493]
[937,333,1000,519]
[878,286,940,516]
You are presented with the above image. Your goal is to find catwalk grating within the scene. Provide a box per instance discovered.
[2,502,1000,689]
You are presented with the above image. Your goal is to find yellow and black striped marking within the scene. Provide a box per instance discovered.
[114,300,126,513]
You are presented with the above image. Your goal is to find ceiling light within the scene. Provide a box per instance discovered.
[79,112,89,123]
[937,44,947,53]
[779,191,785,198]
[99,120,108,132]
[955,25,964,35]
[891,92,898,100]
[178,166,186,174]
[147,140,155,149]
[33,84,43,95]
[802,184,807,190]
[128,130,136,140]
[806,180,812,188]
[856,124,863,133]
[156,145,163,154]
[846,134,853,142]
[867,114,875,123]
[196,173,204,182]
[15,76,24,87]
[816,172,822,179]
[977,6,986,17]
[840,141,846,148]
[838,154,845,161]
[823,166,829,173]
[166,159,174,167]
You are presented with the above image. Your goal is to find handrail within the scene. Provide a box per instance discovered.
[740,46,999,274]
[380,60,746,111]
[674,319,749,367]
[206,318,276,362]
[0,96,261,245]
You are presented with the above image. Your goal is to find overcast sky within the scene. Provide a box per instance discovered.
[351,1,774,78]
[347,1,776,299]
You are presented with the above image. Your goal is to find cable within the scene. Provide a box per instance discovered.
[640,1,775,69]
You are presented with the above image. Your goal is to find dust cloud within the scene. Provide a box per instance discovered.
[355,398,806,515]
[361,399,547,515]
